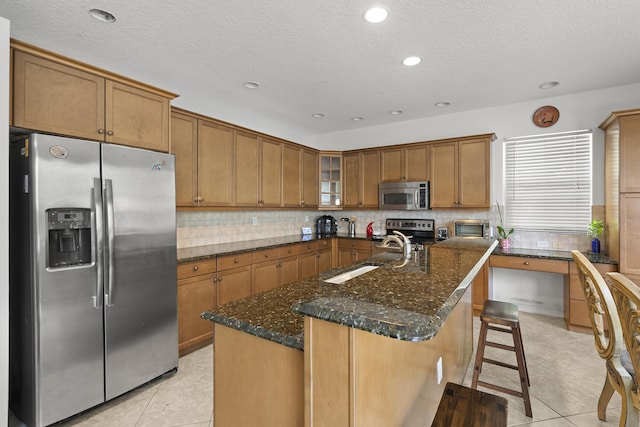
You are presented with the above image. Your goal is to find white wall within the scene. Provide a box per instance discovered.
[1,15,10,427]
[300,83,640,207]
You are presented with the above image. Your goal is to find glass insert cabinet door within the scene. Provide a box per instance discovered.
[320,154,341,207]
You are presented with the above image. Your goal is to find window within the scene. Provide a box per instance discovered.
[503,129,592,233]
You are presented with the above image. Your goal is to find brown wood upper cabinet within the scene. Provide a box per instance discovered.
[343,150,380,209]
[380,144,429,182]
[235,133,282,207]
[282,146,319,208]
[430,135,492,208]
[170,111,234,207]
[12,47,174,152]
[601,109,640,282]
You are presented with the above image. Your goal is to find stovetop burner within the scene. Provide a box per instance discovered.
[385,218,435,245]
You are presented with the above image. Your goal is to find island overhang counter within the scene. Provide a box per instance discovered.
[202,239,497,427]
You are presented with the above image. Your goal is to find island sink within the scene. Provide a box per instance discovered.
[323,265,379,284]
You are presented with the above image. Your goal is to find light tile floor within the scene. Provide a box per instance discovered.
[9,312,626,426]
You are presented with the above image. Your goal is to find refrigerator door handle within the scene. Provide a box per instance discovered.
[93,178,104,309]
[105,178,116,306]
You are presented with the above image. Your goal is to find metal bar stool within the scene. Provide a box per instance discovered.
[471,300,532,417]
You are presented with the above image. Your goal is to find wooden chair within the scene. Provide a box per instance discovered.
[606,272,640,421]
[571,251,637,426]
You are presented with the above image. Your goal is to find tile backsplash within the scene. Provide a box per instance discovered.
[177,206,602,253]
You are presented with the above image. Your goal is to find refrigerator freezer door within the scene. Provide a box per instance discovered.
[101,144,178,400]
[27,134,105,426]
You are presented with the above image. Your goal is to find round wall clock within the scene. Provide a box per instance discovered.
[532,105,560,127]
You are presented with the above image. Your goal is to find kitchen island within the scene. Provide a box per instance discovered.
[202,239,497,426]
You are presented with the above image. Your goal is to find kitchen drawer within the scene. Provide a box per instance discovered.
[278,244,301,258]
[177,258,217,279]
[490,255,569,274]
[317,239,331,250]
[337,238,372,252]
[253,248,278,264]
[299,241,318,254]
[568,261,617,300]
[568,261,617,276]
[217,252,252,271]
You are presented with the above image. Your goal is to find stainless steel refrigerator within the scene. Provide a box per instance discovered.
[9,132,178,427]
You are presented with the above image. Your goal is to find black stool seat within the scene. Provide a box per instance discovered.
[472,300,532,418]
[480,300,519,325]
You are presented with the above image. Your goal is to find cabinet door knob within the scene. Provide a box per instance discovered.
[213,278,217,282]
[524,261,530,265]
[107,130,114,136]
[193,197,198,203]
[193,266,199,271]
[234,258,239,264]
[264,253,269,258]
[97,129,104,134]
[218,277,223,282]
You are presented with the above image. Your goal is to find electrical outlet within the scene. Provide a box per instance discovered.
[252,216,258,225]
[437,357,443,384]
[552,242,564,249]
[305,215,309,223]
[536,241,549,248]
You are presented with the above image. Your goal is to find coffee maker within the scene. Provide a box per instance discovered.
[316,215,337,236]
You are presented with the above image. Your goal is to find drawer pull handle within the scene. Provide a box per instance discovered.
[193,266,199,271]
[265,253,269,258]
[524,262,530,265]
[234,258,239,263]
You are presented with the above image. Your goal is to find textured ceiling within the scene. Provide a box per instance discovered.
[3,1,640,141]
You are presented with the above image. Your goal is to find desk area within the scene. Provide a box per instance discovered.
[489,247,617,333]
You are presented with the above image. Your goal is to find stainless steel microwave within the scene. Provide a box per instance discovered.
[378,181,430,210]
[453,220,491,238]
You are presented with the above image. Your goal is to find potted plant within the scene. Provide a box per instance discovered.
[588,219,604,254]
[496,201,514,249]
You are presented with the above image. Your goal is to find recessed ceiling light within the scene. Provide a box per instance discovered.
[364,7,388,23]
[402,56,421,66]
[435,102,451,107]
[89,9,116,23]
[539,81,559,89]
[389,110,403,115]
[242,81,260,89]
[351,117,364,121]
[312,113,325,118]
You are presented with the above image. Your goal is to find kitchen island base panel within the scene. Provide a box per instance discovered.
[213,324,303,427]
[305,286,473,426]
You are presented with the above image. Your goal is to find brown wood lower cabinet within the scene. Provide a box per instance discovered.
[177,259,217,356]
[216,253,252,306]
[337,238,372,267]
[565,261,617,333]
[253,245,300,294]
[471,261,489,315]
[489,254,617,332]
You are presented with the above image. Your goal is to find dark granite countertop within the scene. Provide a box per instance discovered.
[492,246,617,265]
[177,233,372,262]
[201,239,497,351]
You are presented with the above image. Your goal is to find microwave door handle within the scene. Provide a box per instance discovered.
[414,189,419,209]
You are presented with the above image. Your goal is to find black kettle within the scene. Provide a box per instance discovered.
[316,215,337,236]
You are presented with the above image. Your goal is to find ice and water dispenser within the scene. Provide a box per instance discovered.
[46,208,92,268]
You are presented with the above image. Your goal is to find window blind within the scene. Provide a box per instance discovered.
[504,130,592,233]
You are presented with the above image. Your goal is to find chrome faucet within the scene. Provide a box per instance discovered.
[378,230,413,259]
